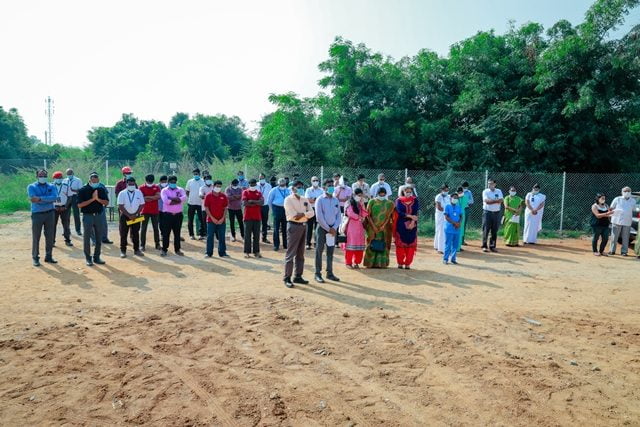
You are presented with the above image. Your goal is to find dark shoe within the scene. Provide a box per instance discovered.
[262,238,271,244]
[175,250,185,256]
[254,253,263,258]
[205,254,212,258]
[180,237,185,242]
[306,244,312,250]
[397,265,403,269]
[293,276,309,285]
[490,248,498,253]
[102,239,113,244]
[85,258,94,266]
[220,254,230,258]
[134,250,144,257]
[273,247,279,251]
[65,241,73,247]
[326,274,340,282]
[404,266,411,270]
[190,235,196,240]
[160,250,168,257]
[140,245,146,252]
[231,236,237,242]
[284,278,294,288]
[608,252,615,256]
[443,260,448,265]
[44,257,57,264]
[77,232,82,236]
[451,260,458,265]
[621,253,628,257]
[314,274,325,283]
[93,258,106,265]
[120,252,127,258]
[155,244,161,250]
[33,258,41,267]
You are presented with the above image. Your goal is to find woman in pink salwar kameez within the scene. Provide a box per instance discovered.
[344,188,369,268]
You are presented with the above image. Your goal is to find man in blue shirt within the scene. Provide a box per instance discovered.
[461,181,474,245]
[443,193,463,265]
[267,178,291,251]
[314,179,342,283]
[28,169,58,266]
[237,170,249,189]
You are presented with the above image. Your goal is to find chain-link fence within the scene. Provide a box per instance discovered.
[2,158,639,232]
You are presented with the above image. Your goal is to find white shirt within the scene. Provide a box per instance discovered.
[64,176,82,195]
[186,178,205,205]
[352,182,370,200]
[610,196,636,226]
[398,184,418,198]
[305,186,324,203]
[53,182,71,207]
[482,188,504,212]
[435,193,450,218]
[117,188,145,215]
[525,192,546,211]
[370,181,392,200]
[199,184,214,207]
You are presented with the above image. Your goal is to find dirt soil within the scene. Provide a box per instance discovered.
[0,213,639,426]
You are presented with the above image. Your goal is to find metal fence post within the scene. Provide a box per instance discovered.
[105,160,109,186]
[43,159,47,171]
[320,165,324,183]
[404,168,408,180]
[559,171,566,234]
[485,169,488,185]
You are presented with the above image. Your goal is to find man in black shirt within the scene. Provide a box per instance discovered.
[77,172,109,266]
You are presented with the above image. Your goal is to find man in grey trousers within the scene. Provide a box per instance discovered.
[77,172,109,266]
[313,179,342,283]
[282,180,314,288]
[28,169,58,266]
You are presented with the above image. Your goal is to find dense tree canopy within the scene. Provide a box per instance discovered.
[249,0,640,172]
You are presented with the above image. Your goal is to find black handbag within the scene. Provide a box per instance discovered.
[370,239,385,252]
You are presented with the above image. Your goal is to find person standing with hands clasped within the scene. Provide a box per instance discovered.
[283,180,315,288]
[314,179,342,283]
[77,172,109,266]
[160,176,187,256]
[305,176,323,250]
[117,177,145,258]
[204,180,229,258]
[28,169,58,266]
[609,186,635,256]
[186,168,205,240]
[481,179,503,253]
[139,174,162,251]
[242,179,264,258]
[52,171,73,247]
[443,193,462,265]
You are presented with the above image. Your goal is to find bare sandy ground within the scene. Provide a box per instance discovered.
[0,213,639,426]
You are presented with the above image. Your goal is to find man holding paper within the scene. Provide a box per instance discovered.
[282,180,315,288]
[117,176,145,258]
[314,179,342,284]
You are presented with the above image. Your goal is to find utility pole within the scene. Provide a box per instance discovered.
[45,96,54,145]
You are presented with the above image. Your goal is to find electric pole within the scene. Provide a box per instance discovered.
[45,96,54,145]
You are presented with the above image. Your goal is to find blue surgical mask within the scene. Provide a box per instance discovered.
[296,188,305,196]
[169,183,177,189]
[37,177,47,184]
[327,186,335,195]
[54,178,63,185]
[90,182,100,189]
[238,175,245,180]
[125,174,132,179]
[259,179,266,184]
[205,179,213,186]
[193,175,200,180]
[67,175,74,180]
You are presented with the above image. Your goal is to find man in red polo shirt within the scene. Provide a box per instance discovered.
[139,174,161,251]
[115,166,134,196]
[242,178,264,258]
[203,180,229,258]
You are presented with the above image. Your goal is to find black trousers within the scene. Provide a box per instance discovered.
[187,204,205,237]
[482,210,501,249]
[141,213,160,248]
[228,209,244,238]
[272,205,287,249]
[161,212,183,252]
[119,214,141,252]
[306,209,317,246]
[68,194,81,234]
[244,220,261,254]
[592,226,610,253]
[261,205,270,239]
[54,207,71,243]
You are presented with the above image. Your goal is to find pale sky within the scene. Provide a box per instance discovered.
[1,0,638,148]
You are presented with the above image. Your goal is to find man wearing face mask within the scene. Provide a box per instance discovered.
[352,174,370,203]
[369,173,392,200]
[115,166,134,196]
[139,174,161,251]
[267,178,291,251]
[481,179,504,253]
[398,176,419,198]
[77,172,109,266]
[199,173,215,211]
[609,186,635,256]
[186,168,205,240]
[204,180,230,258]
[64,168,83,236]
[460,181,474,245]
[116,177,145,258]
[334,174,353,214]
[257,173,272,244]
[434,184,450,254]
[160,176,187,256]
[28,169,58,266]
[314,179,342,283]
[283,180,315,288]
[237,170,249,189]
[242,179,265,258]
[52,171,73,247]
[443,193,462,265]
[305,176,323,250]
[226,178,245,242]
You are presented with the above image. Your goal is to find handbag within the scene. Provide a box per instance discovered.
[338,214,350,235]
[370,239,386,252]
[337,234,347,244]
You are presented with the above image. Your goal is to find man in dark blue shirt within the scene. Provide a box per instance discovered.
[27,169,58,266]
[77,172,110,266]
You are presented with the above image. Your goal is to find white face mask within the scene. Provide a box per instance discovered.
[146,183,154,187]
[376,195,385,200]
[451,198,459,205]
[312,181,319,187]
[532,190,540,195]
[249,185,257,191]
[160,183,168,188]
[509,191,516,196]
[441,191,448,196]
[213,187,222,193]
[623,191,631,199]
[127,185,136,192]
[354,195,362,202]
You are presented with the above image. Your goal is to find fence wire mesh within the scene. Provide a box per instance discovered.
[2,158,639,232]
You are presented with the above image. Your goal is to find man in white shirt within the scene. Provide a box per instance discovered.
[257,173,272,243]
[185,168,205,240]
[64,168,83,236]
[116,177,145,258]
[370,173,392,200]
[609,186,636,256]
[52,171,73,247]
[434,184,450,253]
[481,178,504,253]
[398,176,419,198]
[305,176,324,250]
